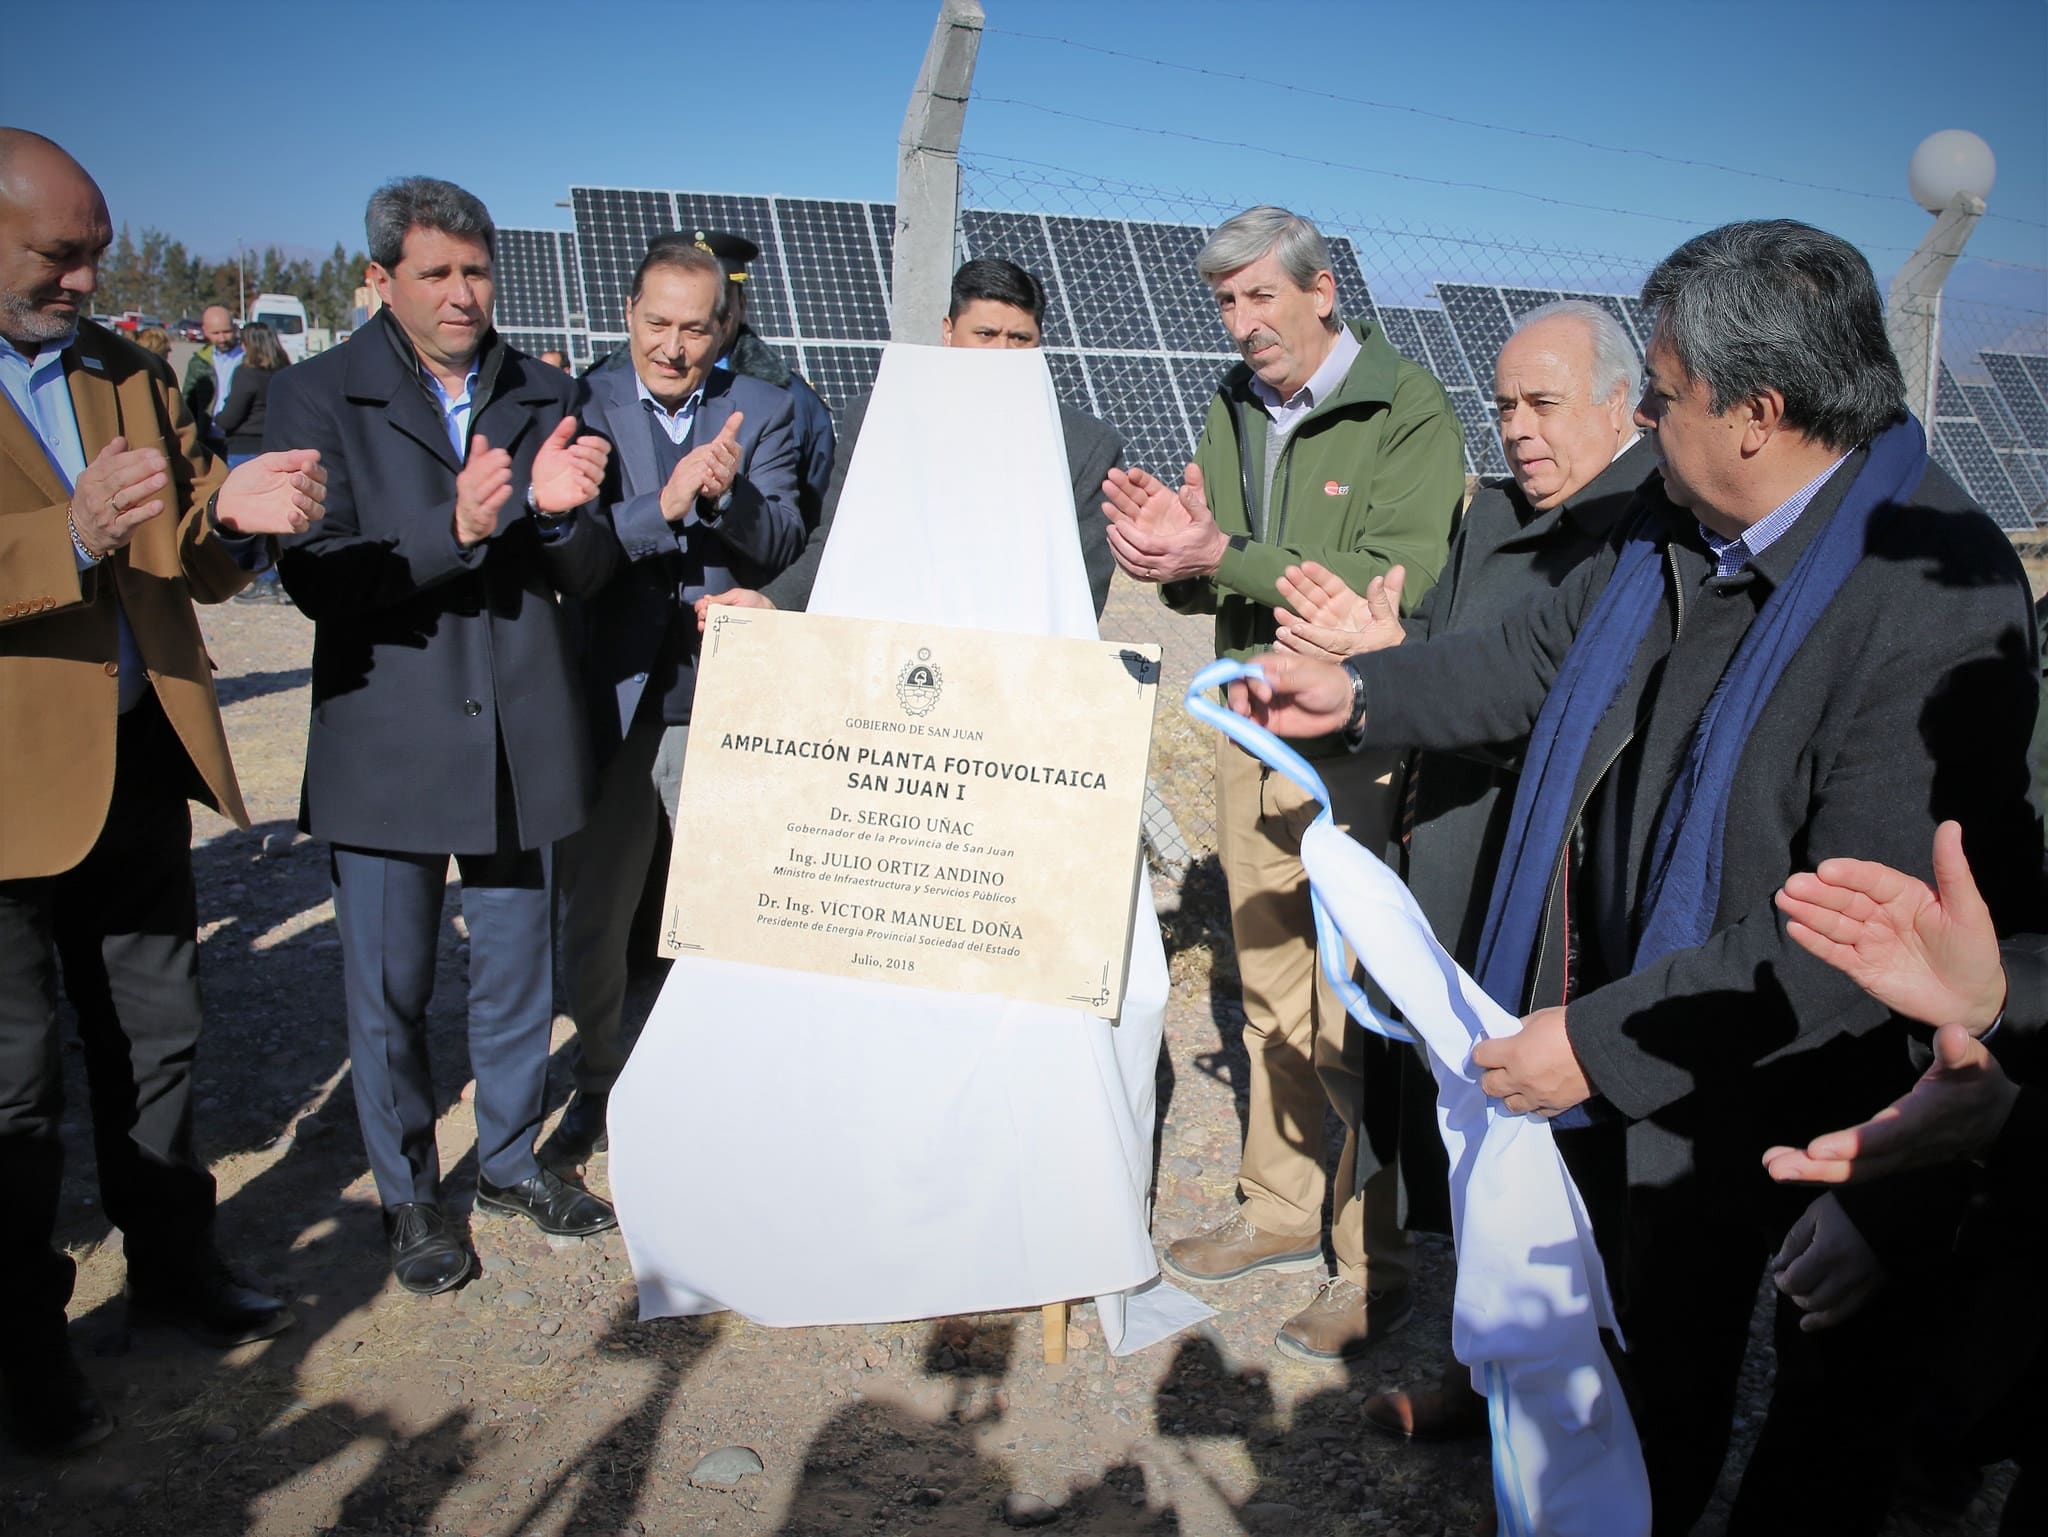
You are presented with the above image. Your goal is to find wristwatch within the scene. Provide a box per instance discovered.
[1344,663,1368,734]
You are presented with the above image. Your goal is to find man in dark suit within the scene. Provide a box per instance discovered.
[0,128,324,1454]
[269,177,618,1295]
[544,236,803,1162]
[702,257,1122,620]
[1266,299,1653,1426]
[1238,220,2041,1532]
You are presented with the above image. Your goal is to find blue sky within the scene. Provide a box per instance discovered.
[15,0,2046,342]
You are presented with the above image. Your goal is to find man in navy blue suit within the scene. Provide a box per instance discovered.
[547,236,804,1160]
[270,177,621,1295]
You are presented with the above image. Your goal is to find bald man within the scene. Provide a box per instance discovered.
[0,128,325,1455]
[182,303,240,450]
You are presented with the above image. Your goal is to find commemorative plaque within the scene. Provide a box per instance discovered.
[660,609,1160,1018]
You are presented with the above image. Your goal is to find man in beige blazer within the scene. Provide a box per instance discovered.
[0,129,325,1456]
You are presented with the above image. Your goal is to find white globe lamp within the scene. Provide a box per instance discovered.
[1909,129,1997,214]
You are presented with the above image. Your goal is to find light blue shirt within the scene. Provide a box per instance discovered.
[426,362,481,458]
[1698,454,1850,578]
[634,369,702,446]
[0,330,146,710]
[210,345,243,422]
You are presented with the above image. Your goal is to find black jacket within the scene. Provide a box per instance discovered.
[268,311,617,854]
[212,362,277,457]
[1354,452,2042,1204]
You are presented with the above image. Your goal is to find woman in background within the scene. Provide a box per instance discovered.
[212,321,288,468]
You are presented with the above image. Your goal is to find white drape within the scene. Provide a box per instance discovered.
[610,344,1206,1352]
[1299,819,1650,1537]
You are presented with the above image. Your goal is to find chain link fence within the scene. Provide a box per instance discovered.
[950,154,2048,909]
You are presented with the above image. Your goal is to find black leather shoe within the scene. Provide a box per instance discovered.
[127,1254,296,1347]
[383,1203,473,1295]
[540,1090,609,1164]
[3,1342,114,1455]
[476,1168,617,1237]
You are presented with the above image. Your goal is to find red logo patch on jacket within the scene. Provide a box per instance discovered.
[1324,480,1351,496]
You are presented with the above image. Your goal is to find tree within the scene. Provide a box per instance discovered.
[100,223,142,316]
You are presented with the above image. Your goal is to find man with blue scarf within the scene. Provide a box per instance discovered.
[1234,220,2041,1535]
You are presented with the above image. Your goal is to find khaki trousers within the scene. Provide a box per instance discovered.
[1214,735,1411,1291]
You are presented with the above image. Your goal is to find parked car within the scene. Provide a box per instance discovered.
[113,312,162,335]
[171,316,205,341]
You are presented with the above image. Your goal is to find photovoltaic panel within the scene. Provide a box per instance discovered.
[2025,355,2048,405]
[1935,362,1973,420]
[2001,449,2048,511]
[669,193,791,340]
[1128,221,1219,352]
[1169,358,1230,460]
[1376,307,1429,367]
[1415,308,1474,387]
[1965,383,2022,448]
[1983,353,2048,449]
[1934,418,2027,529]
[571,188,676,335]
[1326,238,1377,330]
[1437,285,1516,397]
[776,199,890,342]
[1444,387,1507,477]
[961,210,1077,348]
[1087,354,1188,477]
[496,229,570,330]
[867,203,897,306]
[1501,287,1564,318]
[1040,217,1153,351]
[798,344,883,412]
[499,328,570,362]
[1044,350,1096,415]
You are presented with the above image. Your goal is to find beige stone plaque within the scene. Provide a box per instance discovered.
[661,609,1160,1017]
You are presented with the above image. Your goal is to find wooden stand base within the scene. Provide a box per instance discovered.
[1041,1300,1070,1364]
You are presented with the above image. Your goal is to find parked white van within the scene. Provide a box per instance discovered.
[246,293,311,363]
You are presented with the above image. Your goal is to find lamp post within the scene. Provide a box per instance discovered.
[1888,129,1997,425]
[236,237,246,322]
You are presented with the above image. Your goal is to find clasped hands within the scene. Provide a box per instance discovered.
[1100,463,1229,584]
[455,416,612,548]
[70,437,329,556]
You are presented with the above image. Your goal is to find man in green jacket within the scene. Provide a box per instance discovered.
[1105,205,1464,1364]
[180,304,240,450]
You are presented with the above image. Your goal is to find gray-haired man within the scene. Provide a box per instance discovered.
[1102,206,1465,1363]
[1272,298,1652,1435]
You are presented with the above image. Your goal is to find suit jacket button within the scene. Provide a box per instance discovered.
[103,660,120,676]
[463,699,483,716]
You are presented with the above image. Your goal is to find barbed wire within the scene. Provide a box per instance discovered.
[982,25,2048,235]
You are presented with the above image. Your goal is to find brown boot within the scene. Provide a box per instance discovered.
[1362,1363,1489,1440]
[1274,1276,1413,1364]
[1160,1211,1324,1285]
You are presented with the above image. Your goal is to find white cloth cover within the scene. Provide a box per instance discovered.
[610,344,1207,1353]
[1299,820,1650,1537]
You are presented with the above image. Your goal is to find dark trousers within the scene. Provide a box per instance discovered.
[0,699,217,1356]
[1617,1184,1908,1537]
[329,841,551,1208]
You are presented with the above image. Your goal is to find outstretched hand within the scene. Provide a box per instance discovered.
[1225,649,1357,740]
[216,448,326,536]
[1762,1022,2021,1186]
[1774,820,2005,1034]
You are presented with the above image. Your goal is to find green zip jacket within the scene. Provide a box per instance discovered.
[1166,318,1466,704]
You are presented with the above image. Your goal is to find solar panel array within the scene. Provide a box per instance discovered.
[493,189,2044,528]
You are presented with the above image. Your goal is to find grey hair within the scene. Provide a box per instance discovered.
[1514,300,1641,406]
[1198,207,1339,327]
[1640,219,1904,451]
[365,176,496,270]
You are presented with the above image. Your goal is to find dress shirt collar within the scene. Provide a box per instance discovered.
[1697,452,1851,579]
[635,368,704,445]
[1249,323,1360,423]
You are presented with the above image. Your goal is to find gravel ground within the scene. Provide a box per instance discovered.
[0,587,2019,1536]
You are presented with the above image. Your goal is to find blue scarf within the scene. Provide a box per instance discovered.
[1471,418,1930,1044]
